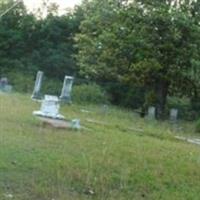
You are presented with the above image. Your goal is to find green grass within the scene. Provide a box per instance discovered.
[0,93,200,200]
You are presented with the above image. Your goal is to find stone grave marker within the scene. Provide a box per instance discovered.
[33,95,81,129]
[147,106,156,120]
[0,77,12,93]
[32,71,43,100]
[33,95,65,119]
[170,108,178,122]
[0,77,8,87]
[101,104,109,115]
[60,75,74,103]
[71,119,81,129]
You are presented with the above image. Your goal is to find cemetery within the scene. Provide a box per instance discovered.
[31,71,80,129]
[1,92,200,200]
[1,0,200,200]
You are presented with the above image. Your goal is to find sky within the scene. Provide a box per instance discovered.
[23,0,82,14]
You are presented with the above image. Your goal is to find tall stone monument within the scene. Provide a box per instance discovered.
[32,71,43,100]
[60,75,74,103]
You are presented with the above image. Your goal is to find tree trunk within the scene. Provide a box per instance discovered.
[155,80,169,119]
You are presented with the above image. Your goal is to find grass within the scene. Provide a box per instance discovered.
[0,93,200,200]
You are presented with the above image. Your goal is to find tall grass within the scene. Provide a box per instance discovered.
[0,93,200,200]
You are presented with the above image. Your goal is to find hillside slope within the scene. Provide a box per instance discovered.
[0,94,200,200]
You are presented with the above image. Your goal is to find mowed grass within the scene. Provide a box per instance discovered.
[0,93,200,200]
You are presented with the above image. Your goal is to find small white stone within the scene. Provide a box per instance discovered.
[4,194,13,198]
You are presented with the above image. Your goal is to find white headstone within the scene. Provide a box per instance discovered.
[33,95,65,119]
[33,95,81,129]
[147,106,156,120]
[71,119,81,129]
[32,71,43,100]
[170,108,178,122]
[0,77,12,93]
[60,75,74,103]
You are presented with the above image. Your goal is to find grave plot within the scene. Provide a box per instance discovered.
[32,71,80,129]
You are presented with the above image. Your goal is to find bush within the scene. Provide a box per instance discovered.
[105,83,145,109]
[72,83,108,104]
[41,78,63,96]
[6,72,35,93]
[195,119,200,133]
[6,72,63,96]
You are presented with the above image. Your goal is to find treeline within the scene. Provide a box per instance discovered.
[1,0,200,119]
[0,0,82,81]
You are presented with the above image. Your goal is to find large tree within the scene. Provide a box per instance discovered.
[76,0,200,118]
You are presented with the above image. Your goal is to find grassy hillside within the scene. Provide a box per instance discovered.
[0,93,200,200]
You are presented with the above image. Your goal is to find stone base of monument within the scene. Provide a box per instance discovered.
[34,115,81,130]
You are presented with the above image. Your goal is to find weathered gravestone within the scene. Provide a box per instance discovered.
[32,72,80,129]
[60,75,74,103]
[71,119,81,129]
[32,71,43,100]
[147,106,156,120]
[33,95,65,119]
[101,104,109,115]
[170,108,178,123]
[33,95,80,129]
[0,77,12,93]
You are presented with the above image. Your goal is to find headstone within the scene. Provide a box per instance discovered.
[33,95,65,119]
[71,119,81,129]
[170,108,178,122]
[101,104,109,114]
[0,77,12,93]
[147,106,156,120]
[0,77,8,87]
[32,71,43,100]
[60,75,74,103]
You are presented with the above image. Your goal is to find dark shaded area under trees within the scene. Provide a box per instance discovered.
[1,0,200,120]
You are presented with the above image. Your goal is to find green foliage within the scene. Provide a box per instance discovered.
[76,0,200,117]
[1,0,200,120]
[6,71,34,93]
[167,96,197,120]
[72,83,108,104]
[41,78,63,96]
[195,119,200,133]
[0,0,81,81]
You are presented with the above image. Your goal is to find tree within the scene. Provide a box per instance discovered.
[0,0,83,92]
[76,0,200,118]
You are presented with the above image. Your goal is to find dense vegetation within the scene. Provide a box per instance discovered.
[0,0,82,85]
[1,0,200,119]
[1,1,200,198]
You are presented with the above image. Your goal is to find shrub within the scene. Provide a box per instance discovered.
[41,78,63,96]
[72,83,108,104]
[105,83,145,109]
[6,72,35,93]
[195,119,200,133]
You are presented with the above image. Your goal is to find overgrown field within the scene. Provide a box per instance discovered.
[0,94,200,200]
